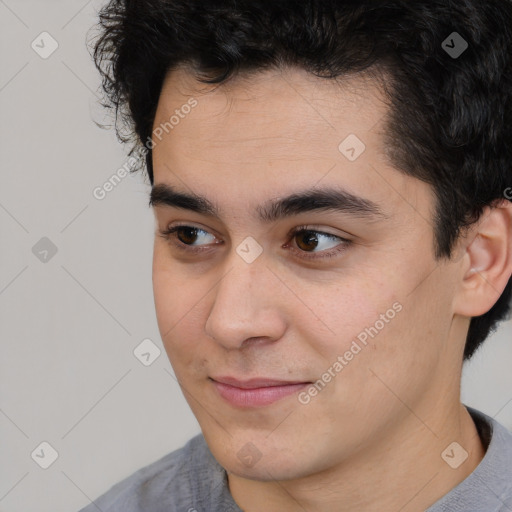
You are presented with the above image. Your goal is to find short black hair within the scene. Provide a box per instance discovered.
[91,0,512,360]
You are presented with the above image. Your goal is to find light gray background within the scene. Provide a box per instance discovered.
[0,1,510,511]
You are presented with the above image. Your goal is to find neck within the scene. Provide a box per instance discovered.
[227,402,485,512]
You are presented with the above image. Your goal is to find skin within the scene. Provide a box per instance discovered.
[150,66,512,512]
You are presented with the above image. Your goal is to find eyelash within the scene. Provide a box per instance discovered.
[158,224,352,261]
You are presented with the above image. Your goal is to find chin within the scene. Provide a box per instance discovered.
[226,457,307,482]
[207,432,320,482]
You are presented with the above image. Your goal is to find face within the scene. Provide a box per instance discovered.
[150,67,464,481]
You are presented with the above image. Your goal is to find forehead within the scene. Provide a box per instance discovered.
[151,66,433,224]
[153,65,386,142]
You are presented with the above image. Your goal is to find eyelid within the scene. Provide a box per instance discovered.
[286,224,352,242]
[285,224,352,261]
[158,222,352,261]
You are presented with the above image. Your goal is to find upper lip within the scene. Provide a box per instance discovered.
[210,376,310,389]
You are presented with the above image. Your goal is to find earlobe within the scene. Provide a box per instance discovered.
[454,200,512,317]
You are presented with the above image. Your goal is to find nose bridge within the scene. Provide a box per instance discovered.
[204,253,286,348]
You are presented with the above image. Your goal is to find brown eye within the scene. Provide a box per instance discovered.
[295,230,321,252]
[159,224,351,261]
[292,228,345,253]
[159,224,218,254]
[287,226,352,261]
[175,226,200,245]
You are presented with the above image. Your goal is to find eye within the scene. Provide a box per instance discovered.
[159,225,218,254]
[158,223,351,260]
[285,225,351,261]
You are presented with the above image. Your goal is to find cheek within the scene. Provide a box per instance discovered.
[152,254,206,364]
[338,272,452,411]
[152,264,178,336]
[297,271,422,409]
[152,241,204,326]
[153,282,208,380]
[301,272,403,357]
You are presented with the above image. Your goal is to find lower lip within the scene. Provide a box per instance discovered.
[211,381,309,408]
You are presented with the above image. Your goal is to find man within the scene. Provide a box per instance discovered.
[81,0,512,510]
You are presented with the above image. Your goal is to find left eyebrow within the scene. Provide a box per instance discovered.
[149,183,387,223]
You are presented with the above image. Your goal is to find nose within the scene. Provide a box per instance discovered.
[204,256,287,350]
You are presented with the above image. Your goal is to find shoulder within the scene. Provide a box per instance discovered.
[471,406,512,474]
[427,407,512,512]
[77,434,235,512]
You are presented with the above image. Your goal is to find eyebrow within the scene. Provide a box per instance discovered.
[149,183,387,223]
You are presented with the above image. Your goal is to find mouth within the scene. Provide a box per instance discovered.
[209,376,311,408]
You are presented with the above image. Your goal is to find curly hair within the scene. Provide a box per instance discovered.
[90,0,512,360]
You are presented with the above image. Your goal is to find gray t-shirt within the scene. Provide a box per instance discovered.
[78,407,512,511]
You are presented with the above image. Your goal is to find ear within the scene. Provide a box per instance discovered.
[453,199,512,317]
